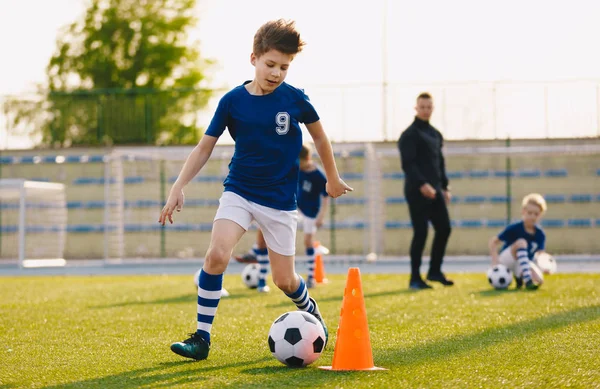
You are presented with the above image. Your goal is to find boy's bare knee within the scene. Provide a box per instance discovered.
[513,239,527,249]
[204,247,229,273]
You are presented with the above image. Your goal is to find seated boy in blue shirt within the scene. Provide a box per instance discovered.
[488,193,547,290]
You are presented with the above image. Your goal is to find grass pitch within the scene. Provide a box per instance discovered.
[1,272,599,388]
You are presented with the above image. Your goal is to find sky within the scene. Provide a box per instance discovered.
[1,0,600,148]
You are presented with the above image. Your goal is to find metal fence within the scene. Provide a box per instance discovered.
[2,80,600,149]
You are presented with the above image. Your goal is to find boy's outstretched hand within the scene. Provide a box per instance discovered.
[326,177,353,198]
[159,187,185,225]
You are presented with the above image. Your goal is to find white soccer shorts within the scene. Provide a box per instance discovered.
[214,191,298,256]
[299,212,318,235]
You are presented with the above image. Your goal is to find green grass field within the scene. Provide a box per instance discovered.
[1,273,599,388]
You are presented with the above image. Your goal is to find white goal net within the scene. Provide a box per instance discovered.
[0,179,67,267]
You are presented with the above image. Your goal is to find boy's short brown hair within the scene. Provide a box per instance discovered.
[522,193,547,213]
[253,19,305,58]
[299,143,311,160]
[417,92,432,101]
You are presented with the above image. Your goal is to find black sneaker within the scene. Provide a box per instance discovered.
[514,276,523,289]
[170,333,210,360]
[426,273,454,286]
[233,252,258,264]
[409,278,433,290]
[525,280,539,291]
[308,297,328,349]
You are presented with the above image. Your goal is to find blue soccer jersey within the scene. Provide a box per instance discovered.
[498,221,546,260]
[297,167,328,218]
[205,81,320,211]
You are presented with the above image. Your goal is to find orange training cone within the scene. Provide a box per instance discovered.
[320,267,386,371]
[314,253,328,284]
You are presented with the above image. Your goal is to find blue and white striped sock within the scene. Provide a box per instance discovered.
[306,247,315,284]
[256,248,269,288]
[196,269,223,343]
[517,248,532,283]
[286,276,315,313]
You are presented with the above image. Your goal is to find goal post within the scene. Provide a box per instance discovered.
[0,179,67,268]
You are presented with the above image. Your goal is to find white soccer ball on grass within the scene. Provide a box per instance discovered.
[487,264,513,289]
[268,311,326,367]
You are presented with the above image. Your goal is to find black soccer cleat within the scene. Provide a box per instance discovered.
[525,280,539,291]
[409,278,433,290]
[233,252,258,264]
[514,276,523,289]
[308,297,328,349]
[170,333,210,360]
[426,273,455,286]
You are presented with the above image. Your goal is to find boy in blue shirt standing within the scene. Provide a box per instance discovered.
[159,19,352,361]
[488,193,547,290]
[297,143,329,287]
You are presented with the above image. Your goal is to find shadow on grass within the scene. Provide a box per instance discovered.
[379,304,600,367]
[41,357,270,389]
[91,292,251,309]
[477,288,522,297]
[266,288,417,309]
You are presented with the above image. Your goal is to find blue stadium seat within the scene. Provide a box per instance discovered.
[65,155,83,163]
[341,172,364,180]
[194,175,225,182]
[124,176,145,184]
[570,194,592,203]
[493,170,514,178]
[385,221,412,229]
[544,169,568,177]
[73,177,105,185]
[446,171,464,179]
[0,156,14,164]
[518,169,541,178]
[383,172,405,180]
[568,219,592,227]
[468,170,490,178]
[18,156,36,164]
[597,169,600,176]
[385,197,406,204]
[0,226,18,233]
[42,156,58,163]
[459,220,483,228]
[541,219,565,228]
[489,196,510,203]
[68,225,105,233]
[336,197,366,205]
[545,194,566,203]
[464,196,486,204]
[88,155,106,163]
[67,201,84,209]
[486,219,507,228]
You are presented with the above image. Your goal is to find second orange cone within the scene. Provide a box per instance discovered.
[320,267,385,371]
[314,253,328,284]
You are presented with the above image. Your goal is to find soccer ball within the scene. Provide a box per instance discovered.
[268,311,326,367]
[535,252,557,275]
[241,264,260,289]
[487,264,512,289]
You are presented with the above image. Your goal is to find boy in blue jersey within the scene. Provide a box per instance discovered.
[158,19,353,361]
[488,193,547,290]
[297,143,329,288]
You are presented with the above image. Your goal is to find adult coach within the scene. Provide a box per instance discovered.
[398,92,453,289]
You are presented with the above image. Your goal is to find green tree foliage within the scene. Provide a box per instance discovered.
[9,0,214,147]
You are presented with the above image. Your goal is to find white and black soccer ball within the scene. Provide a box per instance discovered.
[487,264,512,289]
[535,252,557,275]
[268,311,326,367]
[241,264,260,289]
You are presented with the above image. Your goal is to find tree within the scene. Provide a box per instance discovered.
[9,0,214,147]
